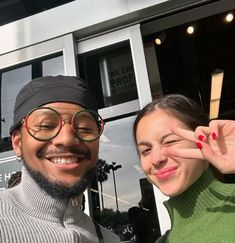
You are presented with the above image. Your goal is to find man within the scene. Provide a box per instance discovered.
[0,76,120,243]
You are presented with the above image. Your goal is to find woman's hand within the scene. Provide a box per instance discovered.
[167,120,235,174]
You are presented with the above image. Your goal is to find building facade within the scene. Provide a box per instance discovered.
[0,0,234,241]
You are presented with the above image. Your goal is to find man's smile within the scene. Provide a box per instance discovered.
[46,155,85,164]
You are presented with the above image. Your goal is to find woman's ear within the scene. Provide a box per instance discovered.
[11,130,22,156]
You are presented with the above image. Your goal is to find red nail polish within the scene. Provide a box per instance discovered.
[196,142,203,150]
[212,132,217,140]
[198,135,204,141]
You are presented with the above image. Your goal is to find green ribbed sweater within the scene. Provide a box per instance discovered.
[157,169,235,243]
[0,167,120,243]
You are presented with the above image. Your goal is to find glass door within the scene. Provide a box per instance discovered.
[77,25,162,242]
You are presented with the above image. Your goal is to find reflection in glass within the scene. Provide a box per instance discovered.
[92,116,161,242]
[99,116,142,211]
[42,55,64,76]
[1,66,31,139]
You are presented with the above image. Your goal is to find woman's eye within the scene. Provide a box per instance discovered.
[163,139,181,146]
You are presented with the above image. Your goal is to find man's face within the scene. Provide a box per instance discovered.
[11,102,100,198]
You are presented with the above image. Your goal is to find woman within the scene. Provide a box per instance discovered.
[133,94,235,243]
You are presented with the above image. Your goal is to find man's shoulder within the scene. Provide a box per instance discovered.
[0,189,10,201]
[0,189,15,209]
[0,189,15,223]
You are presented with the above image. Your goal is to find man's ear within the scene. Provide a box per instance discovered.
[11,130,22,156]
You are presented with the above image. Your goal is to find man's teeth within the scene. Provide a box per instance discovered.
[50,157,79,164]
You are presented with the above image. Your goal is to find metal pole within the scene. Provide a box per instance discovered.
[112,169,119,211]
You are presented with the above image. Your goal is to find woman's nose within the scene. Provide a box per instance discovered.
[51,123,80,147]
[151,147,167,167]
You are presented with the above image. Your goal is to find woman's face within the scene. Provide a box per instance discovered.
[136,109,208,197]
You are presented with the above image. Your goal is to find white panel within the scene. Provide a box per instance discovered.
[129,25,152,108]
[63,34,78,76]
[127,0,168,12]
[78,27,131,54]
[0,37,64,69]
[0,34,76,77]
[153,187,171,234]
[0,0,168,55]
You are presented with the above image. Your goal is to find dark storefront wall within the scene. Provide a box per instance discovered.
[142,0,235,118]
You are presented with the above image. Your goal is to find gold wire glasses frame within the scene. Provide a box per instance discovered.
[22,107,104,142]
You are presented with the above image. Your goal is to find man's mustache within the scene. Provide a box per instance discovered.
[37,147,92,160]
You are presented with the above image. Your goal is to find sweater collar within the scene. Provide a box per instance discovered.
[10,166,83,223]
[165,168,226,220]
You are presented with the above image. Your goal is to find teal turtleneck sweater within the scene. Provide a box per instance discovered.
[157,169,235,243]
[0,166,120,243]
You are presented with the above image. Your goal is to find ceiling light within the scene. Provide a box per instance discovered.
[155,38,162,45]
[225,13,234,22]
[187,26,194,34]
[154,31,166,46]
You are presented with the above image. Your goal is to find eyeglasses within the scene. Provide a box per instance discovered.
[23,107,104,142]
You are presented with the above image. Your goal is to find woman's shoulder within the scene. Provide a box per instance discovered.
[210,176,235,198]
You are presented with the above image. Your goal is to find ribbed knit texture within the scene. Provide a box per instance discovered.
[156,169,235,243]
[0,166,120,243]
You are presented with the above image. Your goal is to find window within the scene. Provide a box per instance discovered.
[78,42,138,109]
[0,53,64,153]
[77,24,155,235]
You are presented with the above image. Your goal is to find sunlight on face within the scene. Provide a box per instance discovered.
[136,109,208,197]
[12,102,100,189]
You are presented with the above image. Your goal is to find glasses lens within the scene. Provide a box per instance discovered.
[26,107,61,141]
[73,110,103,141]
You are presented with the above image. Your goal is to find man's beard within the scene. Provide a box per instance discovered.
[22,156,96,199]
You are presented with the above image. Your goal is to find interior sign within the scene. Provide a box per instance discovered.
[110,65,135,93]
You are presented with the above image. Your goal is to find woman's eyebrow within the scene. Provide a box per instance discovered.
[137,132,174,147]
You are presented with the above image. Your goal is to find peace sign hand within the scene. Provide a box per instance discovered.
[167,120,235,174]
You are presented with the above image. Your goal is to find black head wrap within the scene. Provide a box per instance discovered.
[10,75,98,134]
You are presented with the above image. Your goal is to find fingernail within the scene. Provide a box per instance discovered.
[196,142,203,150]
[212,132,217,140]
[198,135,205,141]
